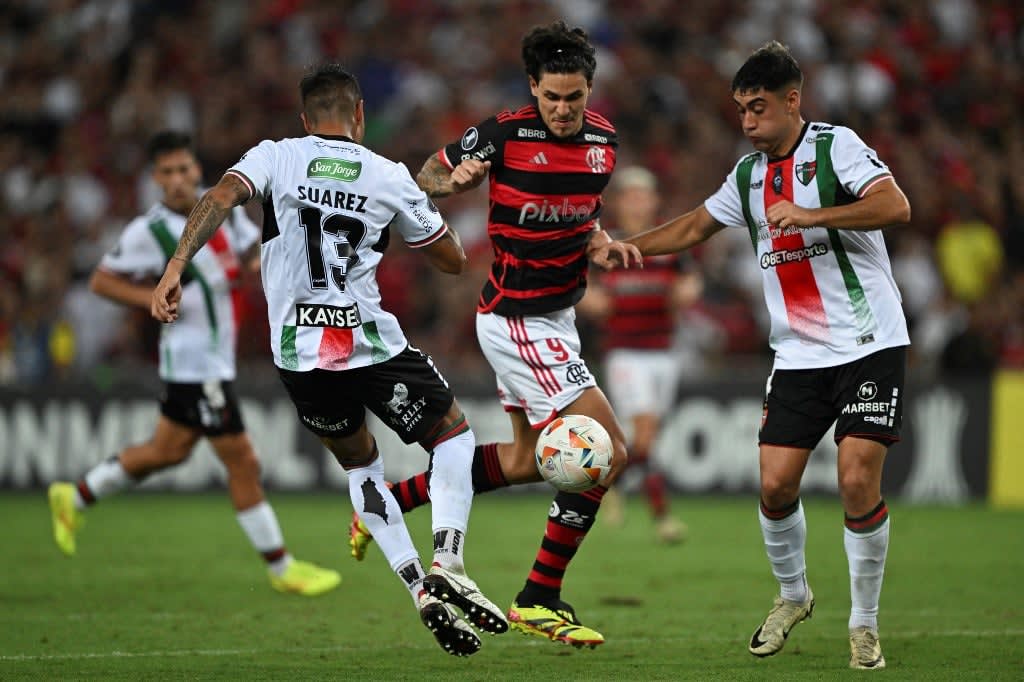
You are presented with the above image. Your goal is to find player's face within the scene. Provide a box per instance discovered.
[733,87,800,157]
[530,71,591,138]
[152,149,201,210]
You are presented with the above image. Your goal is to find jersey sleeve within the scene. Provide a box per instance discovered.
[703,162,748,229]
[225,205,260,253]
[832,127,893,198]
[226,139,277,201]
[98,218,165,278]
[385,162,448,248]
[439,115,504,170]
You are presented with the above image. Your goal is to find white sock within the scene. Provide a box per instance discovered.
[759,500,808,603]
[80,456,133,508]
[236,501,292,576]
[346,454,421,601]
[428,429,475,571]
[845,516,890,630]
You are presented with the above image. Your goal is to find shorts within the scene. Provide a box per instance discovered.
[476,308,596,428]
[759,345,907,449]
[604,349,680,421]
[160,380,245,437]
[277,346,455,444]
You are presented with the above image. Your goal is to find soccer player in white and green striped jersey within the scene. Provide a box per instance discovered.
[592,41,911,670]
[47,131,340,598]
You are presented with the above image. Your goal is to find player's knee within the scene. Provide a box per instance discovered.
[156,442,193,466]
[609,438,629,476]
[838,465,876,499]
[760,475,799,509]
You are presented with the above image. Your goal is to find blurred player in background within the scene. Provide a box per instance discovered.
[47,131,341,597]
[577,166,694,544]
[151,65,507,657]
[593,41,910,670]
[350,21,640,649]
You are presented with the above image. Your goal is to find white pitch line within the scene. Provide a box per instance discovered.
[2,630,1022,662]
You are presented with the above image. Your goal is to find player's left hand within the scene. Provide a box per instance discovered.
[151,270,183,322]
[766,200,817,230]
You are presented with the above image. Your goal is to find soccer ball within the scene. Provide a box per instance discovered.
[535,414,613,493]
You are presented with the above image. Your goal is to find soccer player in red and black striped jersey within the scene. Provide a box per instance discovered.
[348,21,639,648]
[578,166,696,545]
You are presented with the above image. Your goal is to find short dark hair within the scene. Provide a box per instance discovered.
[147,131,193,162]
[731,41,803,94]
[299,63,362,125]
[521,20,597,83]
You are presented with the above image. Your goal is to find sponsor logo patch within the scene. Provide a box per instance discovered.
[461,127,479,150]
[307,158,361,182]
[295,303,361,328]
[760,243,828,269]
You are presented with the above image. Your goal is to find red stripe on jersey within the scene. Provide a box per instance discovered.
[497,105,538,122]
[764,158,829,342]
[507,316,558,396]
[437,147,454,170]
[316,328,354,370]
[504,140,617,174]
[584,110,615,132]
[602,258,678,350]
[497,248,584,270]
[513,316,562,394]
[207,228,240,281]
[501,280,580,299]
[488,221,595,241]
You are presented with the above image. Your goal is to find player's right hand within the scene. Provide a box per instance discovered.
[151,270,183,322]
[450,159,490,193]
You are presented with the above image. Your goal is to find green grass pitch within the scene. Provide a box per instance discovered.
[1,492,1022,680]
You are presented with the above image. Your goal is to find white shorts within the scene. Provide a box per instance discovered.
[604,348,681,421]
[476,309,596,427]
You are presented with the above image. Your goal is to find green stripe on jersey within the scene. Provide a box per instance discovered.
[148,220,219,344]
[280,325,298,370]
[362,321,390,363]
[735,154,759,248]
[813,135,876,334]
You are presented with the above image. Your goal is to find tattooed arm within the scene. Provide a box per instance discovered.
[416,155,490,198]
[150,174,251,322]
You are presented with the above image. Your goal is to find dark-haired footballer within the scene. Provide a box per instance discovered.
[48,131,341,598]
[593,41,911,670]
[151,65,508,657]
[349,21,641,649]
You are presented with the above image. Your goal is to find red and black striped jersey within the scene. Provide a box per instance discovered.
[439,105,617,315]
[599,252,684,351]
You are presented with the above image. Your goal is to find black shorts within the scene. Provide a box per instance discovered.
[160,380,245,437]
[277,346,455,445]
[759,345,907,449]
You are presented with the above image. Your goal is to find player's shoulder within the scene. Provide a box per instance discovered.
[582,108,616,137]
[806,121,861,145]
[495,104,540,126]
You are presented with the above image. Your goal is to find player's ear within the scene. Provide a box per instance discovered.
[300,111,312,133]
[786,88,800,114]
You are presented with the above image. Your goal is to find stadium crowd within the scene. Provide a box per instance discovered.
[1,0,1022,387]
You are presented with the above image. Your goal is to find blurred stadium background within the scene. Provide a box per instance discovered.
[2,0,1022,505]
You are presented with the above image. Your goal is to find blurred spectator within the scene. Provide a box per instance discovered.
[1,0,1022,387]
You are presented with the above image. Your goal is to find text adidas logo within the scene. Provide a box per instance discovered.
[530,152,549,165]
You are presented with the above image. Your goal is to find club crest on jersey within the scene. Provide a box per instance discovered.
[795,160,817,186]
[585,146,607,173]
[307,158,361,182]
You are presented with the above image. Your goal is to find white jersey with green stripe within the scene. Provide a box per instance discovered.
[226,134,448,372]
[704,122,910,369]
[99,201,259,382]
